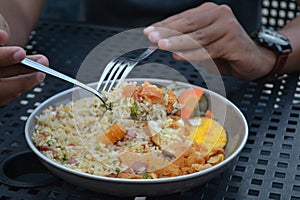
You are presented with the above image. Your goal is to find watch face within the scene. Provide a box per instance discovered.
[255,27,292,54]
[259,31,290,46]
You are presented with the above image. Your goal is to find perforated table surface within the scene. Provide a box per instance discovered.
[1,20,300,200]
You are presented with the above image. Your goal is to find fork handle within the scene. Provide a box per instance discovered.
[20,58,106,104]
[137,45,157,61]
[21,58,80,85]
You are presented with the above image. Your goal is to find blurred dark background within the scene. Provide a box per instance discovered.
[40,0,84,22]
[39,0,202,27]
[39,0,261,33]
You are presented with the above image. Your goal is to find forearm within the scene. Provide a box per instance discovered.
[0,0,46,46]
[279,9,300,73]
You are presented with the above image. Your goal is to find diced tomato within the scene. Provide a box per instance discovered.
[40,145,53,151]
[141,143,146,149]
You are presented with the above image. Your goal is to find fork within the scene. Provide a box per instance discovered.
[21,58,107,106]
[96,45,157,92]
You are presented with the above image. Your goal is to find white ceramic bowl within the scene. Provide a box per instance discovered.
[25,78,248,197]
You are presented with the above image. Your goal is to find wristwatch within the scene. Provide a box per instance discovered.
[251,27,293,81]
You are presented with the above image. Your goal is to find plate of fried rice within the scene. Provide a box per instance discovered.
[25,78,248,196]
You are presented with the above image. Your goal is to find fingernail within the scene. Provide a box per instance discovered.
[149,31,161,42]
[160,39,171,48]
[175,52,184,57]
[37,57,46,64]
[36,72,46,82]
[143,26,155,34]
[13,49,25,61]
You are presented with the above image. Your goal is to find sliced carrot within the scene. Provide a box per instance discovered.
[98,123,126,145]
[177,87,204,119]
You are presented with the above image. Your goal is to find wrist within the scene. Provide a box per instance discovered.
[256,44,277,77]
[250,27,292,82]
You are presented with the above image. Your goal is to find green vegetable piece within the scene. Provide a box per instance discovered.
[141,172,148,179]
[150,165,155,170]
[100,103,106,107]
[131,102,139,117]
[46,140,54,146]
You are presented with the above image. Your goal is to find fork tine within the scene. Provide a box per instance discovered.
[115,62,138,88]
[102,60,124,91]
[96,58,119,91]
[107,61,129,92]
[98,45,157,93]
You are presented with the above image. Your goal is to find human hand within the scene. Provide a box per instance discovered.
[0,30,48,106]
[144,2,276,81]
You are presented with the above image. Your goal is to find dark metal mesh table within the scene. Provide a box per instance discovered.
[1,9,300,200]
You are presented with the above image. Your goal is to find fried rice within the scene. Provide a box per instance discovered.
[32,81,227,179]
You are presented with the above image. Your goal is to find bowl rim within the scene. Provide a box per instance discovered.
[25,78,248,184]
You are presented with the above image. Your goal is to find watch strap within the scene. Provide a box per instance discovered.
[263,50,290,81]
